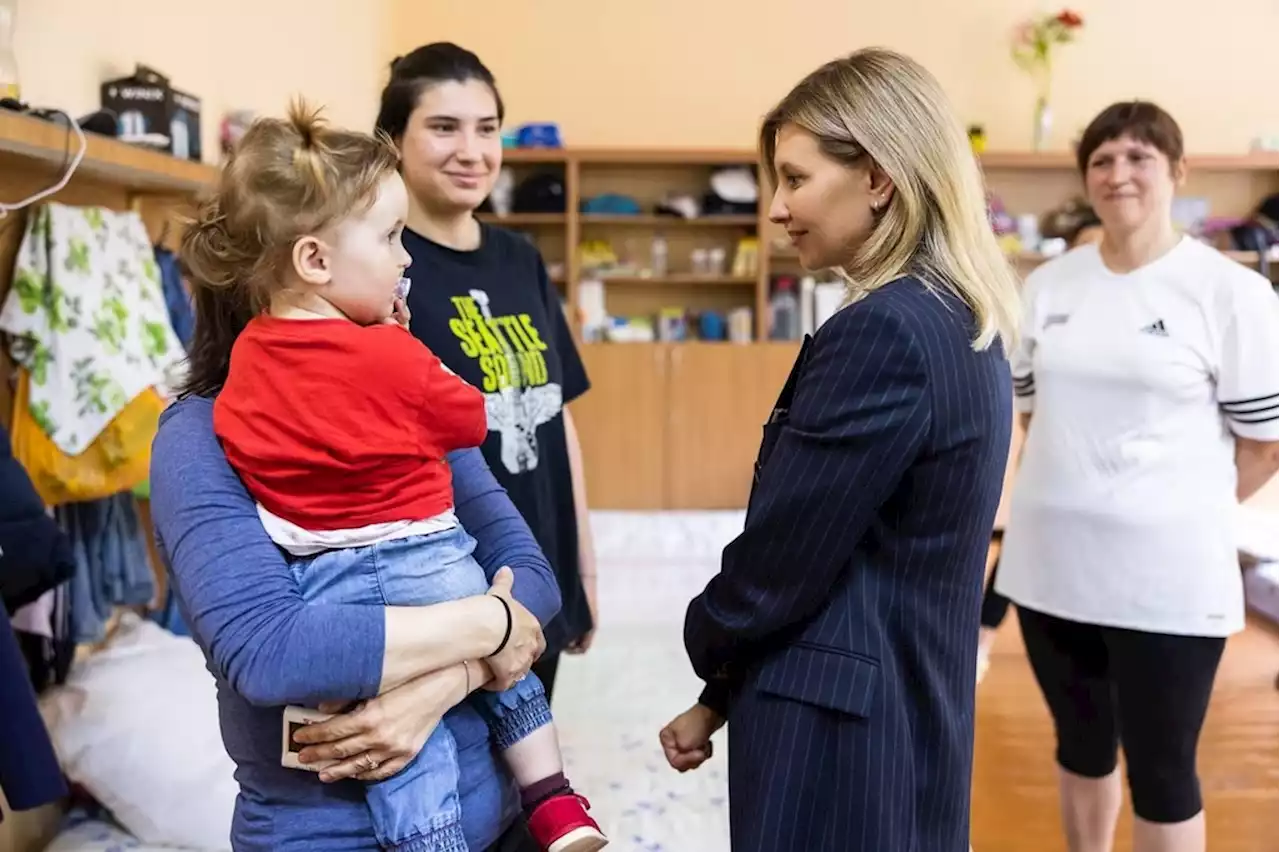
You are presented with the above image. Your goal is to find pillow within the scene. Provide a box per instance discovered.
[39,614,235,851]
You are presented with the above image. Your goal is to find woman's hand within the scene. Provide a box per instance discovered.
[485,567,545,690]
[659,703,725,773]
[292,662,473,783]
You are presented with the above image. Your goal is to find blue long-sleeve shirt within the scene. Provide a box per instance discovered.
[149,396,561,851]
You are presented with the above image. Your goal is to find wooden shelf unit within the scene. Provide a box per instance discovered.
[476,146,772,340]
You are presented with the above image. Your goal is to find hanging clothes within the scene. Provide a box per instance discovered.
[129,244,192,503]
[0,202,186,457]
[155,243,195,350]
[0,604,68,819]
[150,585,192,637]
[55,494,156,644]
[9,368,165,507]
[0,420,75,613]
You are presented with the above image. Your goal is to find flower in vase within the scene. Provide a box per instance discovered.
[1011,8,1085,101]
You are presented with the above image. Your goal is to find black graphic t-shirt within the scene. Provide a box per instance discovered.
[403,224,591,653]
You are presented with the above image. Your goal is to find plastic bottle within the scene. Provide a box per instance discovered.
[650,233,668,277]
[769,276,800,341]
[0,0,20,101]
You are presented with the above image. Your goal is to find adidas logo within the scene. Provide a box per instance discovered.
[1141,319,1168,336]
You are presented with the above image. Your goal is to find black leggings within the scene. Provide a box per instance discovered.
[980,556,1011,629]
[1017,606,1226,823]
[531,651,561,703]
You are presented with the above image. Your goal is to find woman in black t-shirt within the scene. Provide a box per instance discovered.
[375,43,597,700]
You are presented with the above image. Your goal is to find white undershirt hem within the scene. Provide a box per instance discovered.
[257,505,458,557]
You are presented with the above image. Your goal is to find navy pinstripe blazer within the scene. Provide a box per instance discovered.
[684,276,1012,852]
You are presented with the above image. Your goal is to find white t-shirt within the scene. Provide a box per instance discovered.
[996,237,1279,637]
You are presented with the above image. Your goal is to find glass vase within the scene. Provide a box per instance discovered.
[1033,97,1053,151]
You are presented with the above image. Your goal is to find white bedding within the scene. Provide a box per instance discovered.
[38,615,236,851]
[43,814,180,851]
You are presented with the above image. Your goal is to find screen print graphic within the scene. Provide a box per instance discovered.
[447,289,562,474]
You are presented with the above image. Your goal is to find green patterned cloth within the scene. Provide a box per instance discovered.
[0,203,185,455]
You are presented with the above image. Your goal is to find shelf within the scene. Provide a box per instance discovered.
[979,150,1279,172]
[581,214,757,227]
[501,146,758,166]
[477,212,566,225]
[478,213,757,227]
[497,147,570,164]
[0,110,218,194]
[978,151,1080,170]
[571,148,758,165]
[584,274,756,286]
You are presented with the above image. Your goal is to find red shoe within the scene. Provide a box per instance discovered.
[526,793,608,852]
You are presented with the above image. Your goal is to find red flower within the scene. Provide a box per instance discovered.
[1057,9,1083,27]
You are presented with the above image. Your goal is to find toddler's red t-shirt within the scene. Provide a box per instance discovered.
[213,316,487,531]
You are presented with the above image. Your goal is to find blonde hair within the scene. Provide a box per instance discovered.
[176,98,401,398]
[760,48,1021,350]
[180,97,400,312]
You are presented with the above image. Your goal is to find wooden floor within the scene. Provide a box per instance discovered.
[970,615,1279,851]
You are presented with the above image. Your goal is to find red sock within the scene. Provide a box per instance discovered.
[521,772,571,811]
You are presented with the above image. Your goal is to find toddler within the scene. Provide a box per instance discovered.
[184,101,606,852]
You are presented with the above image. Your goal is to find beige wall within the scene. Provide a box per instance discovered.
[14,1,1277,157]
[15,0,387,163]
[388,0,1279,152]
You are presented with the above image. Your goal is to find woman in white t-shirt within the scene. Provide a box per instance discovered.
[996,101,1279,852]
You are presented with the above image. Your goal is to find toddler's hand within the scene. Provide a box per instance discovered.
[384,297,411,331]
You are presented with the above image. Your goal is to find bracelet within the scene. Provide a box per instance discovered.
[488,595,513,658]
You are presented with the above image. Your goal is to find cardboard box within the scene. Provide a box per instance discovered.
[100,64,202,162]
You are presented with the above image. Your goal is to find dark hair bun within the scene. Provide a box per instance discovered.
[375,42,504,137]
